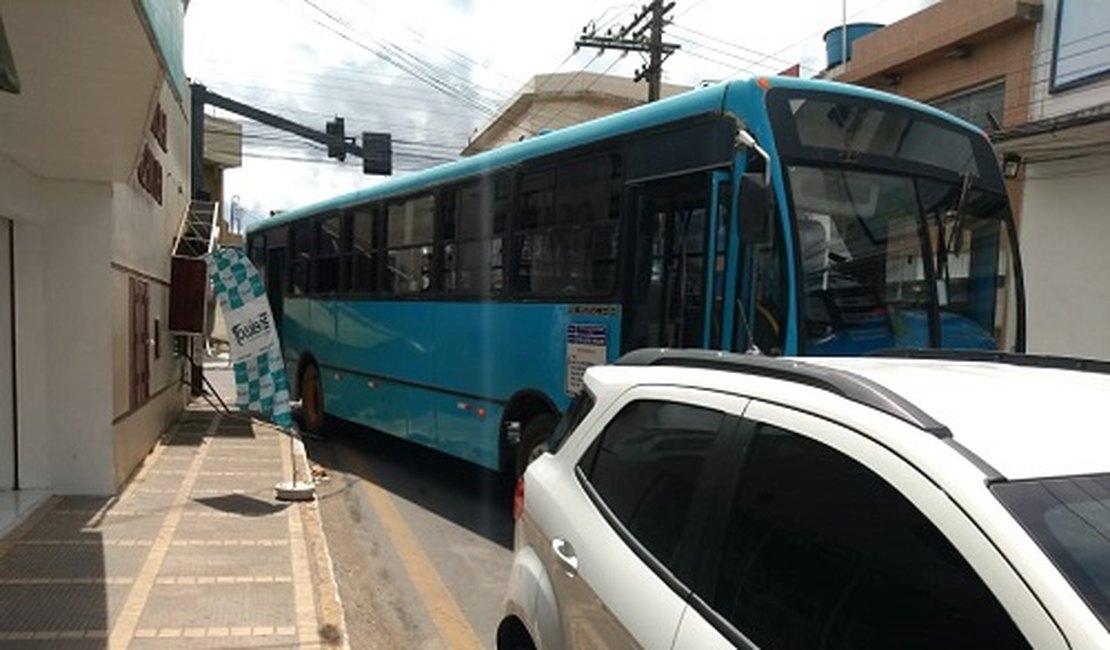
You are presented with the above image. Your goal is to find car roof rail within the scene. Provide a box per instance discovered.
[616,348,951,438]
[870,349,1110,375]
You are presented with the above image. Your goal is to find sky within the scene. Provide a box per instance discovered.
[184,0,936,228]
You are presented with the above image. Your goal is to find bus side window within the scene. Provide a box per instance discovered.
[512,156,619,297]
[314,213,342,294]
[290,221,312,297]
[386,195,435,294]
[249,234,266,285]
[347,205,379,294]
[442,178,506,296]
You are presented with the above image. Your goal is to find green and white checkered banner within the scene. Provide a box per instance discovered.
[206,247,292,428]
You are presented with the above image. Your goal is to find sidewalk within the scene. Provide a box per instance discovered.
[0,363,346,649]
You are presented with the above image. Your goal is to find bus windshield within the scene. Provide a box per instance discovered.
[768,88,1023,354]
[791,166,1019,354]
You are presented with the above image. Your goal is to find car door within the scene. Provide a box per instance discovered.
[671,399,1068,650]
[535,386,750,649]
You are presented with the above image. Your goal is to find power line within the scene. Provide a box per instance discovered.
[346,0,528,92]
[669,22,820,76]
[291,0,501,117]
[299,0,511,110]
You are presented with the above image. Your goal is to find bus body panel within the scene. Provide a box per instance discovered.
[312,299,621,469]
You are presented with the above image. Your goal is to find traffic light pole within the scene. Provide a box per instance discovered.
[189,83,391,200]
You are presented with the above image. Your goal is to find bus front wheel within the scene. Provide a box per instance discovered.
[300,363,325,435]
[516,413,558,478]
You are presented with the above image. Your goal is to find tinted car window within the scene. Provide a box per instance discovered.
[547,389,595,454]
[993,474,1110,632]
[579,400,723,569]
[711,423,1028,649]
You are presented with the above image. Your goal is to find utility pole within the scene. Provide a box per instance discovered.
[575,0,680,102]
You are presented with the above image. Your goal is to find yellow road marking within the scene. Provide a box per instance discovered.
[357,466,484,650]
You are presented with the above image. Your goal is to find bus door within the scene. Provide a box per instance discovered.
[266,246,286,340]
[623,171,730,351]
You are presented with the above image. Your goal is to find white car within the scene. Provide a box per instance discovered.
[497,349,1110,650]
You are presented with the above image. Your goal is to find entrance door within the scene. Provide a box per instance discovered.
[0,219,13,490]
[623,172,728,351]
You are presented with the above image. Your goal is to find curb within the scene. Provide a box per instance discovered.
[288,431,350,650]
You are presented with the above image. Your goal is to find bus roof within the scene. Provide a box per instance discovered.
[246,75,985,234]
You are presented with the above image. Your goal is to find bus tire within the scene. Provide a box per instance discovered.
[516,413,558,478]
[300,363,326,435]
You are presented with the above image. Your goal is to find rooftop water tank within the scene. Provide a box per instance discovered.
[823,23,883,69]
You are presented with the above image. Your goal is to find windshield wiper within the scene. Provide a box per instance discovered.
[946,171,974,256]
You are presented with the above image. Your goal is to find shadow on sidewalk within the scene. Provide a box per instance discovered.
[193,494,290,518]
[0,496,113,644]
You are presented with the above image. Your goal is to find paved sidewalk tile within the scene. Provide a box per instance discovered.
[0,365,347,648]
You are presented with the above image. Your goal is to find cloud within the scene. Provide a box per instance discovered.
[187,0,939,218]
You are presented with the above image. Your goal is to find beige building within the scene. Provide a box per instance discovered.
[463,71,689,155]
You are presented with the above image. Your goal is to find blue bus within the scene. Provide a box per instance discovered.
[245,76,1025,475]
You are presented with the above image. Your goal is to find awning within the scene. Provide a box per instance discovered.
[992,104,1110,162]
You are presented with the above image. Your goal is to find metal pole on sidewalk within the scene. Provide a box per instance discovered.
[275,425,314,501]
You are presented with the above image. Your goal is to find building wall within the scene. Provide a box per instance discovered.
[1014,0,1110,359]
[0,218,12,490]
[110,79,191,489]
[841,0,1039,127]
[0,156,115,493]
[1028,0,1110,120]
[40,181,116,494]
[0,1,194,496]
[866,27,1037,129]
[1021,153,1110,358]
[12,220,50,490]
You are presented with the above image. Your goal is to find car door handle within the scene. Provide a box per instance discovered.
[552,538,579,575]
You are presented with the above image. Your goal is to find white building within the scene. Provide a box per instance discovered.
[0,0,198,507]
[993,0,1110,359]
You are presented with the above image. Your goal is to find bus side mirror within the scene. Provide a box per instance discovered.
[739,172,771,245]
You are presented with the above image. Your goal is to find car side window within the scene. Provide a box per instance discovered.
[547,388,595,454]
[711,422,1029,650]
[578,400,723,570]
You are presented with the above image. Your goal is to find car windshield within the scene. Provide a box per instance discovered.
[790,165,1019,355]
[992,474,1110,631]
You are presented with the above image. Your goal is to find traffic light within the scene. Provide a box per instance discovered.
[325,117,346,160]
[361,132,392,175]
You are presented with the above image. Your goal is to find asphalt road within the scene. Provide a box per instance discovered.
[304,417,516,650]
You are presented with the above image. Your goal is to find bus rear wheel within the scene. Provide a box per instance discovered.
[300,363,325,435]
[516,413,558,478]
